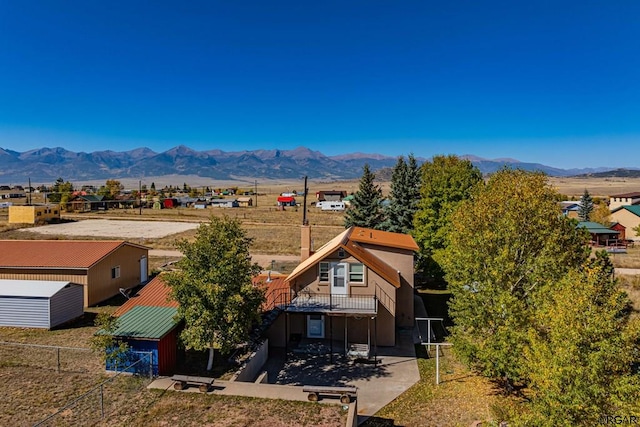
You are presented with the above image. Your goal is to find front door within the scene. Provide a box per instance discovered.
[330,262,348,296]
[307,314,325,338]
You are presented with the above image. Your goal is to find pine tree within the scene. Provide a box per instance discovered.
[344,164,384,229]
[379,154,421,234]
[578,188,594,222]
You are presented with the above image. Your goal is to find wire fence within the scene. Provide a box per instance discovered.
[0,341,101,373]
[0,342,154,426]
[33,351,153,427]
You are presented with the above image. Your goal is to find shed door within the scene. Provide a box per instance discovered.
[140,256,148,282]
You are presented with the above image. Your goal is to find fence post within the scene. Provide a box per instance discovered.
[57,347,61,373]
[100,384,104,418]
[148,352,153,379]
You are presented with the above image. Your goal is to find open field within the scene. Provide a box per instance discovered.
[548,176,640,198]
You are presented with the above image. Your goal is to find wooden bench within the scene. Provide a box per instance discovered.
[302,385,357,404]
[171,375,215,393]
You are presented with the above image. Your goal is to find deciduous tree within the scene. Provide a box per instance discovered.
[344,164,384,229]
[522,252,640,426]
[413,155,482,280]
[165,216,264,370]
[441,169,590,388]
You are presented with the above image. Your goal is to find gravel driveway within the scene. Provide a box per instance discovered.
[17,219,199,239]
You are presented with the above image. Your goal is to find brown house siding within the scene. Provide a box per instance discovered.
[86,245,148,306]
[610,210,640,241]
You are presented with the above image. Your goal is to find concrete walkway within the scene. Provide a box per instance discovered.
[148,377,309,401]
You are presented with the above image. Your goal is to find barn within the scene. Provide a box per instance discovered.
[0,280,84,329]
[0,240,150,307]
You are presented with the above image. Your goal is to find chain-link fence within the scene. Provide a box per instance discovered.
[33,351,153,427]
[0,342,154,426]
[0,341,101,373]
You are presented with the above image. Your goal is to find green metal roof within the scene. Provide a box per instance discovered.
[112,306,178,340]
[577,221,619,234]
[611,205,640,217]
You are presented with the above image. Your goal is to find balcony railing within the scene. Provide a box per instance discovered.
[263,288,378,314]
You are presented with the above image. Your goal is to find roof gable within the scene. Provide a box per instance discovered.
[286,227,415,287]
[0,240,149,269]
[114,274,178,316]
[611,205,640,217]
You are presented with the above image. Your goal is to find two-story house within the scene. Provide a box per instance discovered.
[265,226,418,354]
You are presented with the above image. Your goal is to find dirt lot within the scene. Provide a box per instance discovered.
[15,219,200,239]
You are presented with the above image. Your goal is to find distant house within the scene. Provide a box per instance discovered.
[577,221,620,246]
[162,198,179,209]
[237,197,253,207]
[108,274,180,376]
[610,205,640,241]
[316,190,347,202]
[0,240,150,307]
[559,201,580,218]
[0,280,84,329]
[277,196,296,207]
[70,194,107,212]
[609,192,640,211]
[8,205,60,225]
[211,199,239,208]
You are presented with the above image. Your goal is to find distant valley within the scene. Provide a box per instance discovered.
[0,145,637,185]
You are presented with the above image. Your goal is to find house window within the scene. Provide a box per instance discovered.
[111,266,121,279]
[349,263,364,283]
[319,262,329,282]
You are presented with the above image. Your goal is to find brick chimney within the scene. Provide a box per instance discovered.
[301,224,312,261]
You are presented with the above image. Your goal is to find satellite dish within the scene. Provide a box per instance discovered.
[119,288,131,299]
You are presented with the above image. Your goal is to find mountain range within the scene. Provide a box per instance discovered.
[0,145,635,184]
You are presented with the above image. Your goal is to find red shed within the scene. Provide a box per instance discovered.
[610,222,626,241]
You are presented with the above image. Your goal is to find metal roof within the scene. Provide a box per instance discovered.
[286,227,413,287]
[0,279,80,298]
[611,205,640,217]
[350,227,420,251]
[577,221,619,234]
[111,306,178,340]
[114,274,178,317]
[0,240,149,269]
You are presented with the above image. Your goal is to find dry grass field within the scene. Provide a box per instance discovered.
[548,176,640,198]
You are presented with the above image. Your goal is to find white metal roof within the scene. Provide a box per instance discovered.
[0,280,79,298]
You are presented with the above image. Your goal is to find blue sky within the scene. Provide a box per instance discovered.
[1,1,639,169]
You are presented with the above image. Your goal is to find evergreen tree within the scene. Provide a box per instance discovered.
[344,164,384,229]
[379,154,421,234]
[578,188,594,222]
[413,155,482,280]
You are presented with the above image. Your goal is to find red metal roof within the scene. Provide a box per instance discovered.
[0,240,148,269]
[277,196,295,202]
[253,273,289,311]
[114,274,178,317]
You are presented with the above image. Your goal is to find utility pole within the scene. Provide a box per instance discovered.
[139,180,142,215]
[254,180,258,207]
